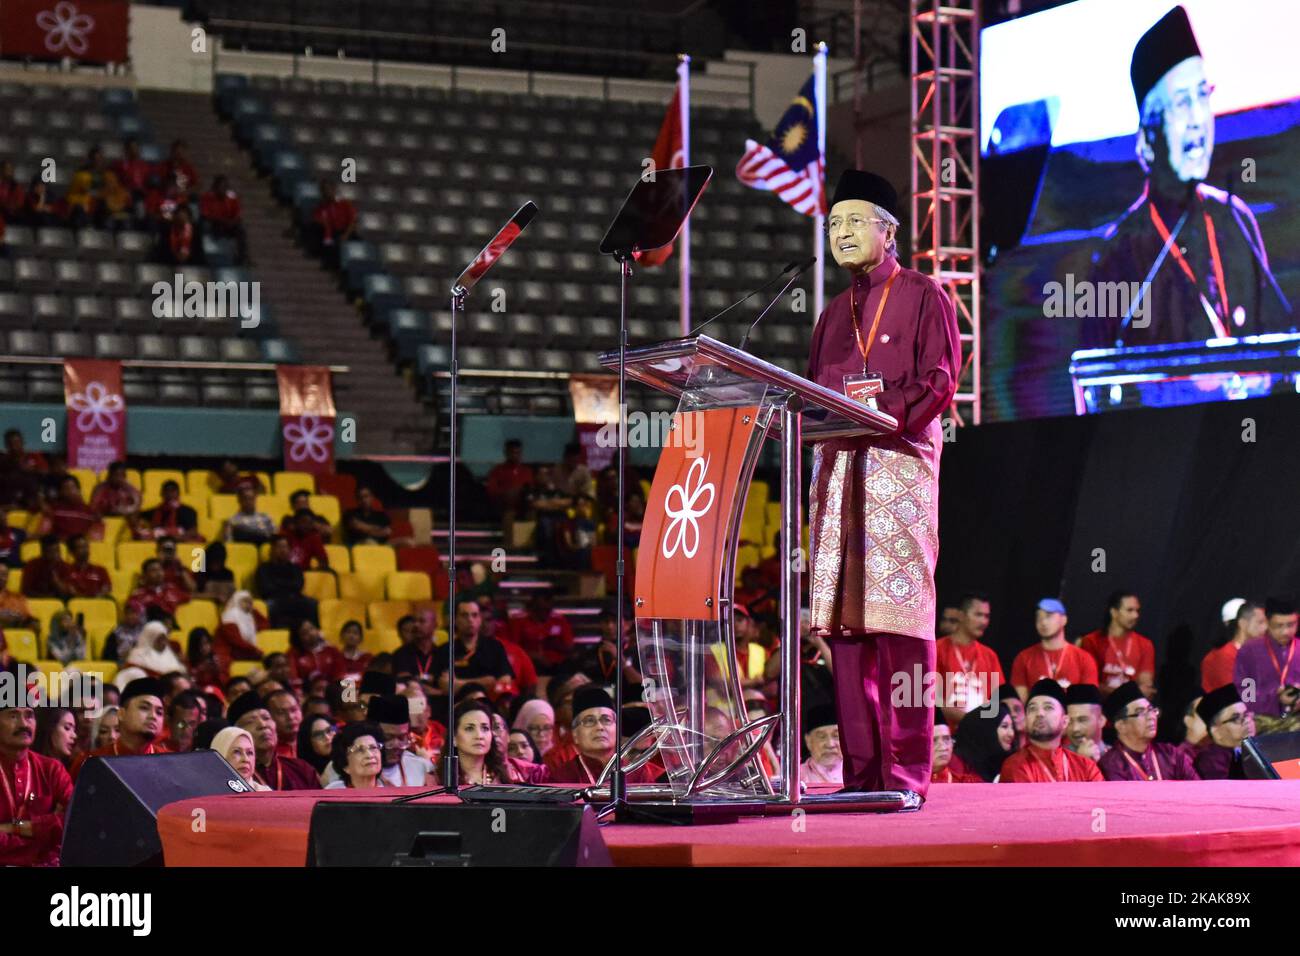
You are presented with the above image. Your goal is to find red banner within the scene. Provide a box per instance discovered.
[0,0,130,65]
[276,366,336,475]
[63,359,126,473]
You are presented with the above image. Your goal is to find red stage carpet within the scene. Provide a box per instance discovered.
[158,781,1300,867]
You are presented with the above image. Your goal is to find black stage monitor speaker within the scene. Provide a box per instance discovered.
[62,752,251,867]
[307,801,611,867]
[1243,732,1300,780]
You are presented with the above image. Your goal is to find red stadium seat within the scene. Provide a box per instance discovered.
[316,473,357,510]
[396,545,447,600]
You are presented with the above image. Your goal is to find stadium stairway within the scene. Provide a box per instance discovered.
[134,89,439,454]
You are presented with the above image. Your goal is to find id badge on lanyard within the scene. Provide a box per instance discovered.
[845,263,899,410]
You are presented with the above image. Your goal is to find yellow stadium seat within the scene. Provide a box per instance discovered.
[109,569,135,604]
[435,628,449,646]
[309,495,341,528]
[6,509,28,529]
[208,494,238,523]
[19,540,43,563]
[175,600,218,634]
[6,629,40,662]
[320,599,366,640]
[302,570,338,601]
[224,542,258,590]
[87,540,115,570]
[261,496,292,525]
[254,472,273,493]
[368,600,413,630]
[84,620,113,659]
[362,628,401,655]
[186,469,218,497]
[116,541,157,576]
[141,469,187,504]
[386,571,431,601]
[351,544,397,576]
[70,468,96,498]
[274,471,315,499]
[69,660,116,682]
[252,598,268,620]
[230,660,260,677]
[256,629,289,654]
[195,514,221,542]
[324,545,351,571]
[5,572,18,593]
[27,599,65,638]
[101,516,126,544]
[339,570,386,602]
[35,660,62,676]
[68,597,117,630]
[735,545,760,583]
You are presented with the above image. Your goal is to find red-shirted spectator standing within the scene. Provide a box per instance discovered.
[199,175,248,264]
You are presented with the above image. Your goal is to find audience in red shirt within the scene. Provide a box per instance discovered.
[89,461,142,516]
[62,534,111,598]
[42,476,102,541]
[505,593,575,672]
[284,510,330,570]
[127,558,191,622]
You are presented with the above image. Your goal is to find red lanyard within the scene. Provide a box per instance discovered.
[1110,633,1134,673]
[1266,640,1296,681]
[0,758,32,823]
[951,643,974,674]
[850,263,900,371]
[1041,646,1064,680]
[1120,746,1162,781]
[1030,748,1068,782]
[1148,203,1229,338]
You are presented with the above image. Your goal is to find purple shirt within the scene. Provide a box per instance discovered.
[806,253,961,442]
[1097,740,1200,781]
[1232,636,1300,717]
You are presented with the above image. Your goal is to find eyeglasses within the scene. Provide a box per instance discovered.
[311,727,337,740]
[526,723,554,735]
[1120,706,1160,721]
[383,733,414,750]
[1166,82,1215,121]
[576,715,616,729]
[1219,712,1248,726]
[827,215,887,235]
[348,743,382,756]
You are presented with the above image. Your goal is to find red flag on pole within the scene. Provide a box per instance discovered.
[636,83,685,268]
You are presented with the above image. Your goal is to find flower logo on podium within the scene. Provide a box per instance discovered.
[283,415,334,464]
[37,2,96,56]
[661,455,714,560]
[67,380,124,434]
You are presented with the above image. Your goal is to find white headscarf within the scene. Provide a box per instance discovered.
[124,622,185,677]
[222,590,257,642]
[209,726,270,791]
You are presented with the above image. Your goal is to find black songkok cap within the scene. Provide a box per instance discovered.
[1130,6,1202,108]
[804,704,838,732]
[226,691,269,726]
[1102,681,1145,723]
[1196,683,1242,727]
[1065,683,1102,708]
[1026,678,1066,708]
[366,693,410,725]
[998,681,1019,702]
[571,685,615,720]
[120,677,166,707]
[359,670,397,697]
[830,170,898,219]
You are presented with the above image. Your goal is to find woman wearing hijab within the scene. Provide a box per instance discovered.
[953,703,1018,783]
[46,611,87,665]
[324,721,386,789]
[511,698,556,757]
[115,621,187,686]
[451,699,548,786]
[297,714,336,782]
[212,590,265,682]
[210,726,271,791]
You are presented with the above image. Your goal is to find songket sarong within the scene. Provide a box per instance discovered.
[808,416,943,641]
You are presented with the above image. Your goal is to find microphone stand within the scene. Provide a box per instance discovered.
[606,249,633,817]
[738,260,815,353]
[685,260,802,339]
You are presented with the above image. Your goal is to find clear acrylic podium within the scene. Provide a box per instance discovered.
[593,333,914,817]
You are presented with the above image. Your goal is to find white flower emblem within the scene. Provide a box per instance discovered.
[661,455,715,560]
[36,2,95,56]
[67,380,124,433]
[283,415,334,464]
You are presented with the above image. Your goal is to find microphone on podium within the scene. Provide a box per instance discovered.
[737,256,816,353]
[685,258,809,339]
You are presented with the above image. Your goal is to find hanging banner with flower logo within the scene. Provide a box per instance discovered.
[276,365,336,475]
[63,359,126,472]
[0,0,129,64]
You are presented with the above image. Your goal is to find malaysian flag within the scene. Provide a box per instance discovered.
[735,72,826,216]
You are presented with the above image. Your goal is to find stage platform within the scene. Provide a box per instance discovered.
[157,780,1300,866]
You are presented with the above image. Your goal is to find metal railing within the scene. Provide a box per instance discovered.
[0,356,349,373]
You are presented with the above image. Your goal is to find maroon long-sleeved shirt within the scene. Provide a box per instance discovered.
[806,253,961,442]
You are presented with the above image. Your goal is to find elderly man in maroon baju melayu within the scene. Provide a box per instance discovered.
[805,170,961,801]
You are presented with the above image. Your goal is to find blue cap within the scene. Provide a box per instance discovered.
[1037,598,1067,615]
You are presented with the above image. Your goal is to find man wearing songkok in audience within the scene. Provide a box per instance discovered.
[549,686,655,786]
[1232,598,1300,718]
[0,703,73,866]
[1097,681,1199,781]
[805,169,960,801]
[1064,683,1108,761]
[1193,684,1252,780]
[322,693,433,787]
[71,677,170,780]
[801,705,843,785]
[999,679,1104,783]
[227,691,320,790]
